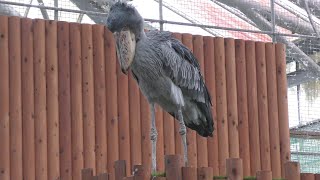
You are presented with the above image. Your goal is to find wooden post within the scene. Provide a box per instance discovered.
[301,173,315,180]
[133,165,150,180]
[21,17,35,180]
[193,34,209,167]
[0,15,10,180]
[97,173,109,180]
[156,104,165,172]
[165,155,183,180]
[204,36,219,175]
[182,33,197,167]
[257,171,272,180]
[93,24,108,174]
[265,43,281,178]
[256,42,271,171]
[8,16,22,180]
[275,43,291,177]
[182,167,197,180]
[284,161,300,180]
[245,41,261,175]
[81,24,96,172]
[198,167,213,180]
[172,33,183,156]
[82,168,94,180]
[314,174,320,180]
[215,37,229,175]
[163,111,176,155]
[105,27,119,178]
[114,160,127,180]
[58,21,72,180]
[235,39,250,176]
[116,36,131,176]
[33,19,48,180]
[70,22,84,180]
[129,71,142,166]
[45,20,60,180]
[226,158,243,180]
[140,94,151,167]
[225,38,240,158]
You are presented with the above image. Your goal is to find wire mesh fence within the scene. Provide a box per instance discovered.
[0,0,320,174]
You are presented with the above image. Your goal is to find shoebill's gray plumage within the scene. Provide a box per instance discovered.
[106,2,214,173]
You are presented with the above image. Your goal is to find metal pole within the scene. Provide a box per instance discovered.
[54,0,58,20]
[270,0,276,42]
[159,0,163,31]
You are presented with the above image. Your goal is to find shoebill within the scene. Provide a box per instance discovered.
[106,1,214,173]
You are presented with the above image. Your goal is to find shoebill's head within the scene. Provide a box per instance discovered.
[107,2,143,74]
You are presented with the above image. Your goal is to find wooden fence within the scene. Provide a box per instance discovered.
[0,15,290,180]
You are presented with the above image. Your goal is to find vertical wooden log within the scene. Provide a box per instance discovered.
[235,39,250,176]
[93,24,107,174]
[46,20,60,180]
[133,165,150,180]
[314,174,320,180]
[225,38,240,158]
[82,168,94,180]
[275,43,290,177]
[255,42,271,171]
[58,21,72,180]
[105,27,119,179]
[204,36,219,175]
[129,72,142,167]
[140,94,151,168]
[245,40,261,175]
[182,167,197,180]
[81,24,96,172]
[265,43,281,178]
[114,160,126,180]
[9,16,22,180]
[198,167,213,180]
[226,158,243,180]
[214,37,229,175]
[33,19,48,180]
[165,155,183,180]
[163,111,175,156]
[172,33,183,156]
[193,35,208,168]
[116,42,131,176]
[182,33,197,167]
[156,105,165,172]
[21,17,35,180]
[70,22,84,180]
[301,173,315,180]
[0,15,10,180]
[256,171,272,180]
[284,161,300,180]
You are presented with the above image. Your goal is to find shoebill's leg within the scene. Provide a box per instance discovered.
[177,107,188,166]
[150,103,158,173]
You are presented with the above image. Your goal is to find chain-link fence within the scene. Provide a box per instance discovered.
[1,0,320,173]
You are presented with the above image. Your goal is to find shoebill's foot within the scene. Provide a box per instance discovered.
[150,103,158,173]
[178,108,188,166]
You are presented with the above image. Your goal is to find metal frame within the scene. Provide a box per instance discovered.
[0,0,318,40]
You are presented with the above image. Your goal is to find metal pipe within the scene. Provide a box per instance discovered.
[54,0,58,20]
[159,0,163,31]
[270,0,276,42]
